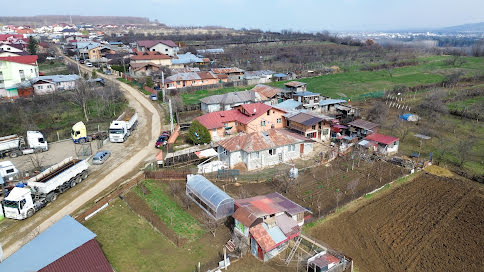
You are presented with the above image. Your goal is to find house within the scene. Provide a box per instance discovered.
[307,251,341,272]
[318,99,347,115]
[0,55,39,98]
[197,103,286,140]
[293,91,321,110]
[30,74,80,94]
[285,112,332,142]
[171,52,209,68]
[0,215,113,272]
[211,67,245,81]
[217,128,313,170]
[274,99,303,112]
[200,90,268,113]
[130,62,162,77]
[233,192,309,262]
[347,119,379,138]
[164,71,219,89]
[363,133,399,155]
[76,42,101,60]
[284,81,307,93]
[88,46,115,62]
[136,40,179,57]
[130,51,172,66]
[185,175,234,220]
[0,43,24,53]
[250,84,283,105]
[244,70,274,84]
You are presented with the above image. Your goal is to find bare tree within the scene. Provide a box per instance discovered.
[180,193,192,210]
[169,182,182,197]
[367,101,389,126]
[272,174,297,194]
[335,189,343,210]
[455,137,476,167]
[346,178,359,200]
[71,79,92,122]
[29,152,46,172]
[201,213,220,237]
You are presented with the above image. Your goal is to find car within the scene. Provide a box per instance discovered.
[150,94,158,101]
[105,70,112,75]
[85,62,93,67]
[155,135,168,148]
[79,59,85,64]
[46,56,55,60]
[92,150,111,165]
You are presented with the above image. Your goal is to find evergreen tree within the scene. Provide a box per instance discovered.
[27,37,38,55]
[188,120,211,144]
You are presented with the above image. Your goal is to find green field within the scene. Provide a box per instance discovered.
[134,180,204,240]
[84,199,219,272]
[182,56,484,104]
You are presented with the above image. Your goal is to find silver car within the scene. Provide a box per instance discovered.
[92,150,111,165]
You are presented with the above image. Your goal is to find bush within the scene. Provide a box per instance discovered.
[187,120,211,144]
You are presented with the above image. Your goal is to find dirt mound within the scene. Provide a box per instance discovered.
[424,165,454,177]
[309,173,484,272]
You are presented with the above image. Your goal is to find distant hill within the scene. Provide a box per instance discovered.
[438,22,484,33]
[0,15,152,26]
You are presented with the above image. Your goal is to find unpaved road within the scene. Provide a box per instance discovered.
[0,55,161,258]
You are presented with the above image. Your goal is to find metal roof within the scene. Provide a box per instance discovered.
[31,74,80,84]
[287,112,323,126]
[292,91,319,97]
[171,52,204,65]
[274,99,302,111]
[284,81,306,88]
[319,99,347,106]
[0,216,98,271]
[348,119,379,130]
[199,90,261,105]
[186,175,234,220]
[365,133,399,145]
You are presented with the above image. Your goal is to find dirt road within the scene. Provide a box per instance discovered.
[0,55,161,258]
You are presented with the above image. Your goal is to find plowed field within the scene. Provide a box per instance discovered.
[309,173,484,272]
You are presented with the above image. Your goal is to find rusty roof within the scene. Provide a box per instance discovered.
[232,205,261,227]
[287,112,323,126]
[251,84,283,99]
[198,71,217,80]
[235,192,308,216]
[348,119,379,130]
[217,129,309,153]
[211,67,245,74]
[137,39,177,48]
[284,81,306,88]
[250,223,276,252]
[130,51,171,60]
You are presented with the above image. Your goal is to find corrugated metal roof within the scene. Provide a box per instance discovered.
[131,51,171,60]
[171,52,204,65]
[262,223,286,244]
[365,133,399,145]
[39,239,113,272]
[0,216,99,272]
[197,103,272,129]
[137,40,177,48]
[0,55,38,65]
[284,81,306,88]
[235,192,308,217]
[199,90,261,105]
[212,67,244,74]
[348,119,379,130]
[251,84,283,99]
[31,74,80,83]
[166,72,201,81]
[274,100,302,111]
[292,91,319,97]
[250,223,276,252]
[287,112,323,126]
[319,99,347,106]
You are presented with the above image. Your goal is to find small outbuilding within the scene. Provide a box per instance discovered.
[186,174,234,220]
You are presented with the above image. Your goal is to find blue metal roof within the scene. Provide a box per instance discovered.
[273,73,287,77]
[275,99,302,111]
[31,74,80,83]
[0,216,96,271]
[293,91,319,97]
[171,53,204,65]
[262,223,287,244]
[319,99,347,106]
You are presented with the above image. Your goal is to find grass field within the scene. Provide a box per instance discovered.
[182,56,484,104]
[134,180,204,241]
[84,199,221,272]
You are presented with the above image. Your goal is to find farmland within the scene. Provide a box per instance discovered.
[182,55,484,104]
[306,171,484,272]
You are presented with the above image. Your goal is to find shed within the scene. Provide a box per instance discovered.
[186,174,234,220]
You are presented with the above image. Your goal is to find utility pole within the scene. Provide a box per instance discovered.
[161,71,166,103]
[168,98,174,133]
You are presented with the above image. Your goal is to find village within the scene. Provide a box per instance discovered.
[0,15,483,272]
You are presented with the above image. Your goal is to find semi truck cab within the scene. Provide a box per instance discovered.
[71,121,88,144]
[26,131,48,151]
[109,122,128,143]
[1,186,35,220]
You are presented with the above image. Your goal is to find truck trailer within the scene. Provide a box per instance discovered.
[1,157,89,220]
[109,111,138,143]
[0,131,48,158]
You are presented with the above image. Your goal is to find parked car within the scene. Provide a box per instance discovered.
[92,150,111,165]
[46,56,55,60]
[150,94,158,101]
[155,135,168,148]
[105,70,112,75]
[79,59,85,64]
[85,62,93,67]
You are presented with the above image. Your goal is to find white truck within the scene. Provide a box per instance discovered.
[0,131,48,158]
[1,157,89,220]
[109,111,138,143]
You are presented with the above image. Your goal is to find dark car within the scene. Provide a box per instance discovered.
[155,135,168,148]
[92,150,111,165]
[79,59,85,64]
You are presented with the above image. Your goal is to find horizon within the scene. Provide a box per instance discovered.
[1,0,484,32]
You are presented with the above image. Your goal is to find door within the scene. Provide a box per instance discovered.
[257,243,264,260]
[300,143,304,155]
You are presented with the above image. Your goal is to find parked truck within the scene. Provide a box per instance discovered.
[1,157,89,220]
[71,121,107,144]
[109,111,138,143]
[0,131,48,158]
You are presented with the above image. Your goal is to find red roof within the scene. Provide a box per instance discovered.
[39,239,112,272]
[137,40,177,48]
[196,103,271,129]
[365,133,399,145]
[250,224,276,252]
[130,51,170,60]
[0,55,38,65]
[0,34,23,41]
[197,71,216,80]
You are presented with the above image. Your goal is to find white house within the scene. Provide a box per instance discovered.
[31,74,80,95]
[0,44,23,53]
[217,129,313,171]
[0,55,39,98]
[136,40,179,57]
[363,133,400,155]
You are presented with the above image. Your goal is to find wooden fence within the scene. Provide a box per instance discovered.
[145,168,194,181]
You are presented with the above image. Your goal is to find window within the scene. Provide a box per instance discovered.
[220,147,227,156]
[234,121,238,126]
[312,125,316,130]
[307,132,317,138]
[19,69,25,81]
[6,168,14,174]
[261,120,266,126]
[268,149,276,155]
[165,48,168,52]
[267,110,270,116]
[288,144,295,152]
[251,151,260,159]
[277,118,282,124]
[152,48,155,51]
[323,129,329,135]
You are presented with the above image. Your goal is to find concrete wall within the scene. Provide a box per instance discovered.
[33,82,56,95]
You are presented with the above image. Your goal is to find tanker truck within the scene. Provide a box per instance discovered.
[0,131,48,158]
[109,111,138,143]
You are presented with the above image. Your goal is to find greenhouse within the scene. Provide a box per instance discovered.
[186,175,234,220]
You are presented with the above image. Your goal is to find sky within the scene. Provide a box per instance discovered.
[2,0,484,32]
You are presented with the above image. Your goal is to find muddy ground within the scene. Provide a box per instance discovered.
[308,173,484,272]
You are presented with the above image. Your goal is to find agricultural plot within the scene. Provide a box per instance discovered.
[307,172,484,272]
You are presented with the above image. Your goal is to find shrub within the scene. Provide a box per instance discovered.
[187,120,211,144]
